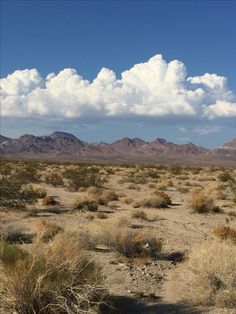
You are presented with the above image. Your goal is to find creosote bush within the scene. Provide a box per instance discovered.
[44,172,64,187]
[0,178,38,209]
[63,167,105,191]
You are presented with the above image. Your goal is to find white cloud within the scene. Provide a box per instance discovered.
[203,100,236,119]
[1,54,235,121]
[179,127,187,133]
[195,126,221,135]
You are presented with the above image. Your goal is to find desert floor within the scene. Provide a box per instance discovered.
[1,162,236,314]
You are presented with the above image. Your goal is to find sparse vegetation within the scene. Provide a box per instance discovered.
[1,158,236,313]
[176,241,236,308]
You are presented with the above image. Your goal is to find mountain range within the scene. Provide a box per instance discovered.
[0,131,236,166]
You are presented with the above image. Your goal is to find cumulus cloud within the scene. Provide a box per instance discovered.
[1,54,236,121]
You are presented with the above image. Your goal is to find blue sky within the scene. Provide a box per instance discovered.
[1,0,236,148]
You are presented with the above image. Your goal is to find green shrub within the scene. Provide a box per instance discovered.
[0,178,38,209]
[44,172,64,187]
[63,167,105,191]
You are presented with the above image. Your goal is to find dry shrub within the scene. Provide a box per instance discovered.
[0,225,33,244]
[177,187,189,194]
[190,192,221,213]
[206,183,227,200]
[87,186,104,197]
[73,196,98,212]
[0,238,108,313]
[42,196,59,206]
[212,225,236,243]
[148,183,156,189]
[142,191,171,208]
[176,241,236,308]
[132,210,148,221]
[124,197,134,204]
[35,219,63,243]
[114,229,162,258]
[117,216,131,228]
[127,183,140,191]
[133,201,141,208]
[97,190,119,205]
[33,186,47,198]
[96,212,108,219]
[24,184,47,199]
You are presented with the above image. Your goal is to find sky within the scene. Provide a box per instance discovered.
[0,0,236,148]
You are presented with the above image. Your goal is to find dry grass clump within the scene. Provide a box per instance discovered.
[0,237,108,314]
[190,192,221,213]
[212,225,236,243]
[142,191,171,208]
[114,229,162,258]
[176,241,236,308]
[132,210,148,221]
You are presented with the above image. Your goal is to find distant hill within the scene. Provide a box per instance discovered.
[0,135,12,143]
[0,131,235,165]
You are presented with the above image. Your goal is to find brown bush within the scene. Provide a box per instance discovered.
[142,191,171,208]
[114,229,162,258]
[97,212,108,219]
[190,192,221,213]
[73,196,98,212]
[35,219,63,243]
[212,225,236,243]
[132,210,148,221]
[42,196,59,206]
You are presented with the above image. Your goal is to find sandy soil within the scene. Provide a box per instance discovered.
[1,166,236,314]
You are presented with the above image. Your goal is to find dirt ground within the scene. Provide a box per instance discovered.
[1,164,236,314]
